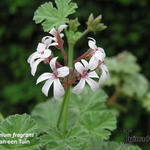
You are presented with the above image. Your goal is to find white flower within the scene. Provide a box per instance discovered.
[72,59,99,94]
[27,37,58,76]
[88,37,106,70]
[36,57,69,99]
[99,63,110,85]
[49,24,68,41]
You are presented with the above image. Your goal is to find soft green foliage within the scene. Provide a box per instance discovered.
[80,111,116,140]
[105,51,149,99]
[66,18,83,45]
[87,140,142,150]
[41,127,87,150]
[0,114,40,150]
[31,99,60,132]
[31,87,117,149]
[142,91,150,112]
[33,0,78,32]
[86,14,107,33]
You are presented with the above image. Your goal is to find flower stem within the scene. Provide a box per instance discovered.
[57,92,67,128]
[62,42,74,136]
[62,87,71,136]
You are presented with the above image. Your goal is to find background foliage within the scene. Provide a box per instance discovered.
[0,0,150,149]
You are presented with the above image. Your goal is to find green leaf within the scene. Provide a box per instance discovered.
[66,18,83,44]
[122,74,149,99]
[80,111,116,140]
[41,126,87,150]
[105,51,140,75]
[69,87,107,116]
[87,140,142,150]
[0,114,40,150]
[69,18,80,32]
[86,13,107,33]
[31,99,61,132]
[33,0,78,32]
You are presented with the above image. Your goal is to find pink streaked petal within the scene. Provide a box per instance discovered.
[89,56,99,70]
[57,66,69,77]
[37,43,46,53]
[58,24,67,32]
[53,79,65,99]
[50,57,57,71]
[81,59,89,70]
[31,58,44,76]
[85,77,99,91]
[88,71,99,79]
[42,78,54,96]
[41,49,51,58]
[72,78,86,94]
[74,62,85,74]
[36,73,53,84]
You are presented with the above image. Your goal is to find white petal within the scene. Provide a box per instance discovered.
[98,47,106,58]
[49,27,57,36]
[48,42,58,47]
[72,78,86,94]
[60,33,64,38]
[88,71,99,78]
[27,52,37,63]
[85,77,99,91]
[36,73,53,84]
[58,24,67,32]
[42,36,52,45]
[88,38,97,50]
[50,57,57,71]
[57,66,69,77]
[74,62,85,74]
[99,71,107,85]
[31,58,44,76]
[42,78,54,96]
[81,59,89,70]
[53,79,65,99]
[37,43,46,52]
[89,56,99,70]
[41,49,51,58]
[94,50,105,61]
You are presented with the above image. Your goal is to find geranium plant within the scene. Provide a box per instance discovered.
[0,0,142,150]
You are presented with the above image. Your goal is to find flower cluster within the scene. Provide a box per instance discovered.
[28,24,109,99]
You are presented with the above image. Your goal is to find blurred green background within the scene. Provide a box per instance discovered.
[0,0,150,149]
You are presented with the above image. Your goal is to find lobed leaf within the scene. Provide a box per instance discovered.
[0,114,40,150]
[33,0,78,32]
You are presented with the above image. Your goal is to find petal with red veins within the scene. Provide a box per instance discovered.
[58,24,67,32]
